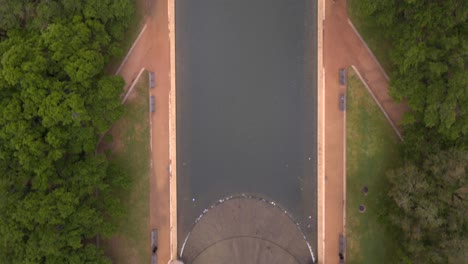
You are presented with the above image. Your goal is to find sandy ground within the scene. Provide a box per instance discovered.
[322,0,408,264]
[116,0,172,263]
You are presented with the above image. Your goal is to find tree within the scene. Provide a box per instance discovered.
[359,0,468,147]
[0,0,28,32]
[387,149,468,263]
[349,1,467,261]
[0,0,133,262]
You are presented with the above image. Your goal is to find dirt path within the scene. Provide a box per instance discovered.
[116,0,172,263]
[322,0,408,263]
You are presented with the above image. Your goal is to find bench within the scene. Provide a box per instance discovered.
[149,72,156,89]
[339,68,346,85]
[151,229,158,264]
[150,96,156,112]
[339,94,346,111]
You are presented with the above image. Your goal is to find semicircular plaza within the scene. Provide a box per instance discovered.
[181,196,314,264]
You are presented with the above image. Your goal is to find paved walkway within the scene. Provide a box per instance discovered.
[114,0,411,263]
[116,0,172,263]
[322,0,407,263]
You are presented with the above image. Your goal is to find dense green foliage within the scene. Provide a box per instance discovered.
[387,150,467,263]
[352,1,468,263]
[0,0,133,262]
[355,0,467,151]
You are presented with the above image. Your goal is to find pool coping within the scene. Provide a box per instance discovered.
[168,0,178,261]
[317,0,325,263]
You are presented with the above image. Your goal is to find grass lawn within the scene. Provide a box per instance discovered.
[101,71,150,263]
[347,0,393,73]
[346,68,402,263]
[106,0,147,74]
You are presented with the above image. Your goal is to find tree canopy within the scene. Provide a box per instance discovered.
[387,150,467,263]
[353,1,468,263]
[357,0,468,149]
[0,0,133,262]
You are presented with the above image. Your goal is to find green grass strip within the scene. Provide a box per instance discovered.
[345,68,401,263]
[102,71,151,264]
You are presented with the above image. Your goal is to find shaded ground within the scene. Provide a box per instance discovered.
[345,69,401,263]
[181,196,313,264]
[347,0,393,73]
[106,0,147,74]
[101,72,151,264]
[106,0,152,74]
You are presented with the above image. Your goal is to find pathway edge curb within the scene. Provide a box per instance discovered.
[168,0,178,261]
[347,19,390,81]
[115,23,148,75]
[351,65,403,140]
[121,67,146,104]
[317,0,325,262]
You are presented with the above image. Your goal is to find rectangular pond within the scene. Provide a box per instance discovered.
[176,0,317,256]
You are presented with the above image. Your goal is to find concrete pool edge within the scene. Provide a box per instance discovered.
[169,0,323,261]
[317,0,325,263]
[168,0,178,261]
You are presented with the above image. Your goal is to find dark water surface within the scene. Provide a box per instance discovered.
[176,0,317,256]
